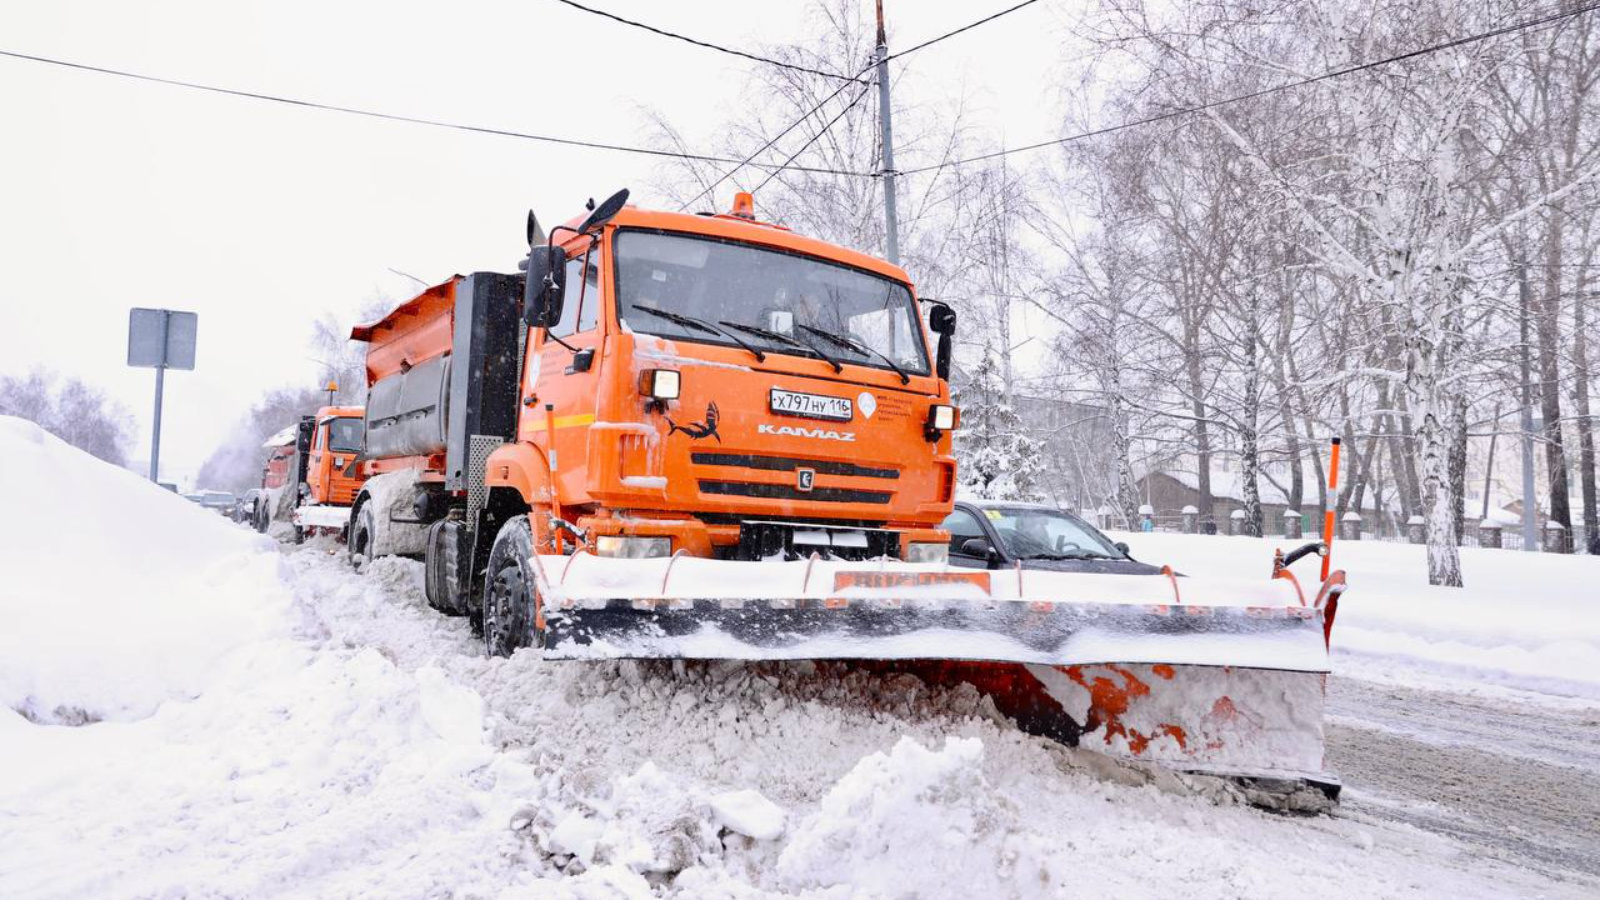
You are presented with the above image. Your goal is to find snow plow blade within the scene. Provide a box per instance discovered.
[534,554,1342,795]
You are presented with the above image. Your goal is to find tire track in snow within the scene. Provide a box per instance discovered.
[1327,675,1600,884]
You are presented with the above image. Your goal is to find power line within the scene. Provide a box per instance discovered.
[679,64,876,211]
[548,0,865,83]
[0,48,871,176]
[885,0,1046,62]
[898,0,1600,176]
[755,82,877,193]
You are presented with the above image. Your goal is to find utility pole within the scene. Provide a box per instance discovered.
[875,0,900,266]
[1519,274,1539,551]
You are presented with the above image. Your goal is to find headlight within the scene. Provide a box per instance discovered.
[905,541,949,564]
[640,369,681,400]
[924,404,958,440]
[595,535,672,558]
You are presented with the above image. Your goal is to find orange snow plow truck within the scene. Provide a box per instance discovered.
[346,189,1346,803]
[291,406,368,535]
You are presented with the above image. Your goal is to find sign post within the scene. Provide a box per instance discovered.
[128,308,198,482]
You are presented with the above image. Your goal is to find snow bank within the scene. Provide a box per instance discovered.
[0,416,293,722]
[1107,529,1600,701]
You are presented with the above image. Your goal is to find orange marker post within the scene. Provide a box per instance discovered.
[1321,437,1341,583]
[545,403,564,555]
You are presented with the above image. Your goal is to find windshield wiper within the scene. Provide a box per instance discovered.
[797,324,910,384]
[632,306,765,362]
[1021,551,1114,561]
[718,320,842,373]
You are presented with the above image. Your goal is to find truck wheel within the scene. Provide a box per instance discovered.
[483,515,537,658]
[349,503,376,570]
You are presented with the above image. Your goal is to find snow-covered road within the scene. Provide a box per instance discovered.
[5,419,1600,899]
[1327,677,1600,882]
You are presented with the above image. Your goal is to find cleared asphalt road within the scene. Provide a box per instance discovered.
[1326,675,1600,887]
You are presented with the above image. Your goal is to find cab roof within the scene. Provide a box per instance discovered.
[596,206,915,288]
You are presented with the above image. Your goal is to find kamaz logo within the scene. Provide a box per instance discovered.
[758,423,856,442]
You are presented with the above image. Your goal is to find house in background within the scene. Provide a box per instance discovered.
[1131,467,1387,536]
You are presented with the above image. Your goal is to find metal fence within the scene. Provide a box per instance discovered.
[1110,513,1590,555]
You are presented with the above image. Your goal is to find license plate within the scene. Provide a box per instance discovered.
[770,388,853,421]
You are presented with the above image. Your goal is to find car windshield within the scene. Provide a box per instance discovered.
[986,507,1122,560]
[326,418,363,453]
[615,230,930,375]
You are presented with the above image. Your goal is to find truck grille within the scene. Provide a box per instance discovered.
[698,480,892,504]
[690,452,898,480]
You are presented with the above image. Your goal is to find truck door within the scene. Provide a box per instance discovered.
[293,417,315,499]
[527,242,605,506]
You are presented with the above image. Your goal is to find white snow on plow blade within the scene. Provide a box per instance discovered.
[547,620,1331,673]
[539,553,1308,607]
[293,503,351,530]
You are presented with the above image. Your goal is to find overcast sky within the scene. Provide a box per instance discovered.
[0,0,1077,483]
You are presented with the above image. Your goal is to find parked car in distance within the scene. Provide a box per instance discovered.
[939,500,1163,575]
[185,490,237,516]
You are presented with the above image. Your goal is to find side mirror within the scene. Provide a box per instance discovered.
[1114,541,1130,557]
[580,188,630,234]
[928,302,956,381]
[960,537,998,566]
[523,246,567,328]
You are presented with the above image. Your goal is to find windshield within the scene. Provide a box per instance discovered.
[325,418,363,453]
[986,507,1122,560]
[615,230,929,375]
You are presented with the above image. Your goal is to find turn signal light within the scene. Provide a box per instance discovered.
[640,369,681,400]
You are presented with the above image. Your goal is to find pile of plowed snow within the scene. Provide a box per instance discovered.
[0,416,292,723]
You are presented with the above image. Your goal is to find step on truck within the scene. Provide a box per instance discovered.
[345,189,1348,803]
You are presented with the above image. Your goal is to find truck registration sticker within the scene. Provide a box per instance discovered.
[770,388,853,422]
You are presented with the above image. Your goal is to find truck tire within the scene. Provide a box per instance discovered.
[424,519,470,617]
[349,502,377,570]
[483,515,537,658]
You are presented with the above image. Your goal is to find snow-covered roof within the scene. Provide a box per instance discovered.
[261,425,297,448]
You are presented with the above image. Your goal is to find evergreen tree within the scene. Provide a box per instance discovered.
[953,346,1044,501]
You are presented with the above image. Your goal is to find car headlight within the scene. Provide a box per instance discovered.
[639,369,681,400]
[905,541,949,564]
[595,535,672,559]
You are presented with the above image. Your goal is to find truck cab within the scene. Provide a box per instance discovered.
[493,195,959,562]
[304,406,366,507]
[293,405,367,533]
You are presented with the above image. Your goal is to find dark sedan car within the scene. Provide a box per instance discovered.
[939,500,1164,575]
